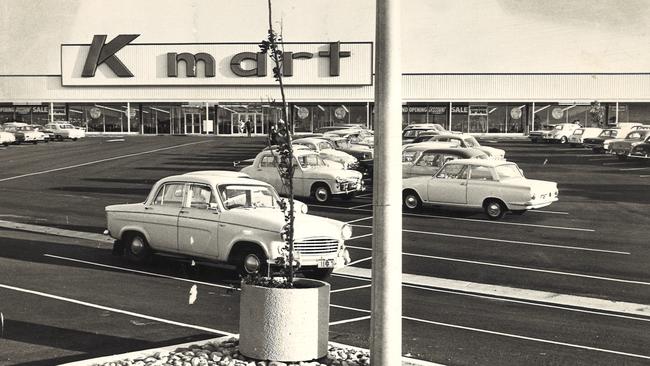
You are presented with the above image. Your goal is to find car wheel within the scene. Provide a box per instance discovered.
[616,154,627,161]
[312,184,331,203]
[302,268,333,281]
[32,141,38,145]
[56,135,63,141]
[559,136,568,144]
[235,247,269,277]
[511,209,526,215]
[72,138,78,141]
[484,199,506,220]
[2,142,8,147]
[592,148,603,154]
[125,232,152,264]
[403,190,422,211]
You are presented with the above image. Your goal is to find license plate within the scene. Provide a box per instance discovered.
[318,258,336,268]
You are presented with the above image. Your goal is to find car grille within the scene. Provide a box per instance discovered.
[294,237,339,255]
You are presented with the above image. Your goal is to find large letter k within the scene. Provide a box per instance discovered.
[82,34,139,77]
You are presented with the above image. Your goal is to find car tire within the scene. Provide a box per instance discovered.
[235,246,269,278]
[616,154,627,161]
[511,209,526,215]
[302,268,333,281]
[72,138,78,141]
[125,232,152,264]
[403,190,422,211]
[559,136,568,144]
[32,141,38,145]
[56,135,63,141]
[2,142,8,147]
[312,184,331,203]
[484,199,506,220]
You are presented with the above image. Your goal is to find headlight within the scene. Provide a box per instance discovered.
[336,176,344,183]
[341,224,352,240]
[300,203,308,214]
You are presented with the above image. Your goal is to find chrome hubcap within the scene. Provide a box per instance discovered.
[487,203,501,217]
[316,188,328,202]
[244,254,261,274]
[405,195,417,209]
[131,237,144,255]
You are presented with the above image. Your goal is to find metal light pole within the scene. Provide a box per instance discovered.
[370,0,402,365]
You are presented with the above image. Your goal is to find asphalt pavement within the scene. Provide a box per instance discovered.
[0,135,649,365]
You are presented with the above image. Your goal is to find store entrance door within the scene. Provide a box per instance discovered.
[231,113,264,135]
[184,113,202,134]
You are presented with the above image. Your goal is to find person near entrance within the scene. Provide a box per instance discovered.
[245,118,252,137]
[238,119,245,134]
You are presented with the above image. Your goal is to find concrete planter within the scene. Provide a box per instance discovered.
[239,278,330,362]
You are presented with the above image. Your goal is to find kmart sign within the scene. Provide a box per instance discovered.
[61,34,372,86]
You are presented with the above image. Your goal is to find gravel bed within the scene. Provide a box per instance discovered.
[92,337,371,366]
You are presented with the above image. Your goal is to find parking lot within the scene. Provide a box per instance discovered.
[0,135,649,366]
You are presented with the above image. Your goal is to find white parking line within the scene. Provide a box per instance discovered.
[349,203,373,209]
[330,303,370,313]
[602,162,627,166]
[349,224,626,255]
[331,284,372,293]
[640,175,650,178]
[311,204,594,232]
[528,209,569,215]
[0,140,211,183]
[345,216,373,224]
[349,233,373,240]
[44,254,238,291]
[355,193,373,198]
[619,167,650,171]
[347,257,372,266]
[402,316,650,360]
[329,315,371,326]
[587,158,611,161]
[0,283,234,336]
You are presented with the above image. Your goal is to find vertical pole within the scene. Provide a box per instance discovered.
[531,102,536,133]
[371,0,402,365]
[127,102,131,133]
[50,102,54,123]
[615,101,619,124]
[366,102,370,129]
[448,102,452,130]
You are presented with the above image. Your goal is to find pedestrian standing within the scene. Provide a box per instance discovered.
[245,119,252,137]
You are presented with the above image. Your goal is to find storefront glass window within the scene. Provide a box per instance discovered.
[0,104,50,125]
[66,103,127,132]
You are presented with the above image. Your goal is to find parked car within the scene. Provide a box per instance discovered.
[317,135,374,179]
[568,127,603,147]
[528,124,556,143]
[420,133,506,159]
[607,130,650,160]
[240,149,364,203]
[541,123,581,143]
[2,122,43,144]
[0,126,16,146]
[628,135,650,159]
[402,146,488,178]
[402,140,461,155]
[292,137,360,170]
[314,124,366,134]
[584,126,641,153]
[43,122,86,141]
[28,124,54,142]
[402,159,558,219]
[105,173,352,279]
[402,124,446,144]
[324,128,374,147]
[411,131,446,143]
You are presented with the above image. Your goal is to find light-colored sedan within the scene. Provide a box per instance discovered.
[2,122,44,144]
[105,173,352,280]
[402,146,487,178]
[402,159,558,219]
[568,127,602,147]
[241,149,364,203]
[293,137,359,170]
[44,122,86,141]
[0,127,16,146]
[422,134,506,159]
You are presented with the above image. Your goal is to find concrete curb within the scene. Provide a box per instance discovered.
[59,336,444,366]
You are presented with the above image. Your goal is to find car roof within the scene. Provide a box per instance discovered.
[182,170,251,179]
[293,137,330,144]
[412,147,483,156]
[159,174,268,187]
[446,158,514,167]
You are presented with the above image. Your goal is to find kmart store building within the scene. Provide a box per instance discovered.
[2,0,650,135]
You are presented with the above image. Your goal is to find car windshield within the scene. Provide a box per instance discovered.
[403,130,421,138]
[218,184,278,210]
[61,124,75,129]
[319,141,335,150]
[573,129,585,135]
[600,130,618,137]
[554,125,564,130]
[626,132,643,139]
[463,137,480,147]
[402,151,418,162]
[297,154,326,168]
[334,140,350,149]
[495,164,524,179]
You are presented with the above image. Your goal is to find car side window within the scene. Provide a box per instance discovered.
[437,164,467,179]
[260,155,277,168]
[153,183,185,207]
[469,166,494,181]
[415,153,441,167]
[187,184,215,210]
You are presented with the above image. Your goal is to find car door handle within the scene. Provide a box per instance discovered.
[180,210,189,214]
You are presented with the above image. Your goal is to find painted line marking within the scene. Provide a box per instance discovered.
[0,140,211,182]
[310,204,594,232]
[44,254,238,291]
[349,203,373,209]
[329,315,371,326]
[349,233,373,240]
[0,283,234,336]
[355,193,372,198]
[347,257,372,266]
[619,167,650,171]
[0,220,113,243]
[349,224,627,255]
[403,316,650,360]
[587,158,610,161]
[528,210,569,215]
[345,216,373,224]
[602,162,628,166]
[334,267,650,317]
[331,284,371,293]
[106,139,126,142]
[640,175,650,178]
[330,303,371,313]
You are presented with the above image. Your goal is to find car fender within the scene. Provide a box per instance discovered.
[117,225,154,248]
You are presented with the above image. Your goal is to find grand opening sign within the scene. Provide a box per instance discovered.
[61,34,372,86]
